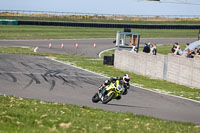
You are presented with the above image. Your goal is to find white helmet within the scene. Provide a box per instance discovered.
[123,74,130,83]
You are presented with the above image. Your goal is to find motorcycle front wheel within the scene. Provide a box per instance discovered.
[92,93,100,103]
[102,92,115,104]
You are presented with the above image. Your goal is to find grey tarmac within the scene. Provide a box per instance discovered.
[0,54,200,125]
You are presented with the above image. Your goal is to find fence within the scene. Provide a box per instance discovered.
[114,50,200,89]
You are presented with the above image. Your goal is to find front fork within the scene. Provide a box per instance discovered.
[98,91,104,101]
[98,87,107,101]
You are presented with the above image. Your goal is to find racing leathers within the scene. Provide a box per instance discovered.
[99,77,130,95]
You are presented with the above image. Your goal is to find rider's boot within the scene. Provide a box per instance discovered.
[123,88,128,95]
[116,96,121,100]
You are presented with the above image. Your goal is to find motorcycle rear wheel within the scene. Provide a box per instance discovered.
[102,92,115,104]
[92,93,100,103]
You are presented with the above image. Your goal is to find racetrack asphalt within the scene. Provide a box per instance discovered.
[0,54,200,125]
[0,38,200,125]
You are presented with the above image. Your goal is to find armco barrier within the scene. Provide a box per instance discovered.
[18,20,200,29]
[114,50,200,89]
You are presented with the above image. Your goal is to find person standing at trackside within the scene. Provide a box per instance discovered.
[99,74,130,96]
[186,43,190,47]
[150,44,153,54]
[152,44,157,55]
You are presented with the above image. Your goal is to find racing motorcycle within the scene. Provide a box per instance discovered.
[92,80,125,104]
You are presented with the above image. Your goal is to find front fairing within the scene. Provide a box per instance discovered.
[105,81,124,98]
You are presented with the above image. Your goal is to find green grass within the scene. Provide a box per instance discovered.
[102,44,187,56]
[1,95,200,133]
[0,25,199,40]
[101,50,115,58]
[0,25,119,40]
[0,46,43,55]
[156,44,187,55]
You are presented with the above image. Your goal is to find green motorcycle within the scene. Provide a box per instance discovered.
[92,80,125,104]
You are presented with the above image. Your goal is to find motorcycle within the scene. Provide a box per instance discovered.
[92,80,125,104]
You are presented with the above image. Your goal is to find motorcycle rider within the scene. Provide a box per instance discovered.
[99,74,130,98]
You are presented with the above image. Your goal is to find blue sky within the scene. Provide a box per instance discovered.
[0,0,200,16]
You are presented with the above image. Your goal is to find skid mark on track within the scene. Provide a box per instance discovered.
[0,54,105,91]
[20,62,33,69]
[6,73,17,82]
[0,68,100,90]
[0,72,17,82]
[41,74,56,91]
[24,73,41,89]
[35,64,49,70]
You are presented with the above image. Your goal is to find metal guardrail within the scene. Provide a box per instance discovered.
[18,20,200,29]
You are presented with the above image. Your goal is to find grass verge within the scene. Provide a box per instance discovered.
[0,25,199,40]
[1,94,200,133]
[101,44,187,56]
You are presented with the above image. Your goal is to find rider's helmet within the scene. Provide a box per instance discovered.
[123,74,130,83]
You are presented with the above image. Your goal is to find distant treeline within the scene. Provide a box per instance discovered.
[18,20,200,29]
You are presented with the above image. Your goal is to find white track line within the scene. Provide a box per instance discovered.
[47,57,108,79]
[136,85,200,104]
[34,47,38,53]
[47,57,200,104]
[98,48,116,58]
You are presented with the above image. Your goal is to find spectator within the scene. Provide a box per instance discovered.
[131,46,138,53]
[150,44,153,54]
[186,49,195,58]
[147,42,151,48]
[198,48,200,54]
[176,45,183,55]
[194,48,200,57]
[171,42,182,55]
[171,42,179,54]
[152,44,157,55]
[186,43,190,47]
[143,42,150,53]
[171,44,176,54]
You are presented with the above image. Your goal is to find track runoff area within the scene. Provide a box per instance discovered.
[0,38,200,125]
